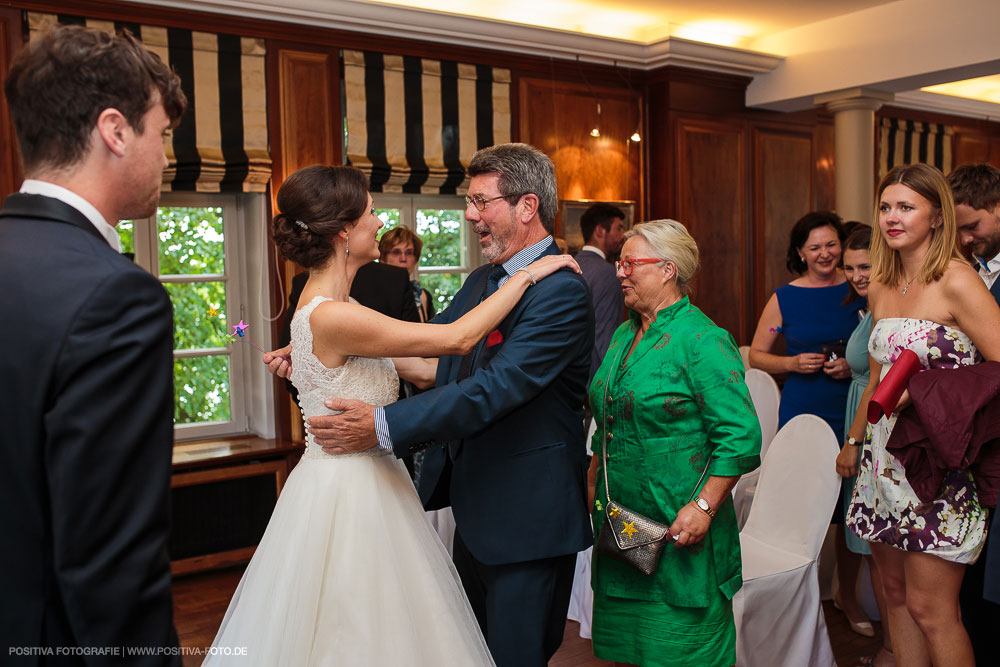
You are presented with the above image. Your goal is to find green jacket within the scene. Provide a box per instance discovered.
[590,296,761,606]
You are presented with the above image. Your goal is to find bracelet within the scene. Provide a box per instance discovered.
[516,267,537,285]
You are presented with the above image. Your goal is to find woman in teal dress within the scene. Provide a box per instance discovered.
[586,220,762,667]
[835,225,895,666]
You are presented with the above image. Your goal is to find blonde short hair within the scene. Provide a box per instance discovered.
[870,163,962,287]
[626,219,700,295]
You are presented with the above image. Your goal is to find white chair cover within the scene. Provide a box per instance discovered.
[739,345,751,371]
[567,417,599,637]
[733,414,840,667]
[732,369,781,528]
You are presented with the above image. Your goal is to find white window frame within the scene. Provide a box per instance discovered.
[130,192,275,442]
[373,193,485,288]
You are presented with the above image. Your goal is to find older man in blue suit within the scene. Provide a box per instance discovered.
[301,143,594,666]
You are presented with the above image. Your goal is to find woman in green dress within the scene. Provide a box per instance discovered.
[586,220,762,667]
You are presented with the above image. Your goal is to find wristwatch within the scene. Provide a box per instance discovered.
[847,436,859,446]
[694,496,716,518]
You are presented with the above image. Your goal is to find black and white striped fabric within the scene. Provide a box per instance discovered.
[28,12,271,193]
[343,49,511,195]
[878,117,953,177]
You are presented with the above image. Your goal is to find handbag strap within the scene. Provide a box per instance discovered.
[599,335,711,508]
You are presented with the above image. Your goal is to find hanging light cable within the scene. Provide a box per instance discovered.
[614,60,641,143]
[576,55,601,138]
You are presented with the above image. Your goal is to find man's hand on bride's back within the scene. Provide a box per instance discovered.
[525,254,581,282]
[263,345,293,378]
[311,398,379,454]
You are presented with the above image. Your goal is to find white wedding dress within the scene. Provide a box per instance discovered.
[206,296,494,666]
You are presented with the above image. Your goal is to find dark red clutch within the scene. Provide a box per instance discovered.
[867,349,922,424]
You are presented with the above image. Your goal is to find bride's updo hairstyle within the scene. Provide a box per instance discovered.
[272,165,370,268]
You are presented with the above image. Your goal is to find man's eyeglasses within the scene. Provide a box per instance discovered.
[615,258,664,276]
[464,192,525,211]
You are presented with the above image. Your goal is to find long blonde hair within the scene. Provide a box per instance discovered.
[870,163,962,287]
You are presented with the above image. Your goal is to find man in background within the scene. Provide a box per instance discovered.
[0,25,186,662]
[576,203,626,382]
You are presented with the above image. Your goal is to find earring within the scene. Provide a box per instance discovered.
[346,235,350,257]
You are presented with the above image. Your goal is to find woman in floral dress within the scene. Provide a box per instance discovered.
[846,163,1000,666]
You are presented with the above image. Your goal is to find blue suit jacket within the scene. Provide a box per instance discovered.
[385,241,595,565]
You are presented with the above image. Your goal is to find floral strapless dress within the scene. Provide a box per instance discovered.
[847,318,988,563]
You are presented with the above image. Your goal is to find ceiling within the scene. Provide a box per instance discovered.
[134,0,1000,114]
[365,0,895,49]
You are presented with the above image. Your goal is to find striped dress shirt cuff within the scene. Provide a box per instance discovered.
[373,407,394,452]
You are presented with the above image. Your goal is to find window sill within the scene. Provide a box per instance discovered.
[172,435,303,472]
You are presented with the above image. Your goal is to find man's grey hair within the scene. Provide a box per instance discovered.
[468,143,558,233]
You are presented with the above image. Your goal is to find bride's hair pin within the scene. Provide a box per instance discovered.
[294,219,309,231]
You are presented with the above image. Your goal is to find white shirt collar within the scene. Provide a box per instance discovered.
[580,244,606,260]
[19,179,121,252]
[978,252,1000,289]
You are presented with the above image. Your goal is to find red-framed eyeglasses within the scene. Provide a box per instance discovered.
[615,258,663,276]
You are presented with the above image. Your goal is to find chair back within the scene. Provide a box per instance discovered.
[741,414,840,560]
[738,345,751,371]
[744,368,780,460]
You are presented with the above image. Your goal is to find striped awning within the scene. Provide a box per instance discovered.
[878,117,953,178]
[28,12,271,193]
[344,49,511,194]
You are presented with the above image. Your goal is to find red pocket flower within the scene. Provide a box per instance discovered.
[487,329,503,347]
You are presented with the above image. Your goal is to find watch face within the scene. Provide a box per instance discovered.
[697,498,710,511]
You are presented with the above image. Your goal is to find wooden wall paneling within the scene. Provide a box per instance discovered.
[673,115,748,342]
[267,43,340,443]
[645,81,673,219]
[517,76,642,227]
[812,119,836,214]
[0,7,24,199]
[953,131,993,167]
[751,126,815,328]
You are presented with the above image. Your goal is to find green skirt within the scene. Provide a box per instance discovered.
[591,587,735,667]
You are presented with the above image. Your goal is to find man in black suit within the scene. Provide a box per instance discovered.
[0,26,186,663]
[948,163,1000,665]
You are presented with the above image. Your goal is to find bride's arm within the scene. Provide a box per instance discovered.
[392,357,438,389]
[314,254,581,359]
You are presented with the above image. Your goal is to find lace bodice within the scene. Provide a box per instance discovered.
[290,296,400,460]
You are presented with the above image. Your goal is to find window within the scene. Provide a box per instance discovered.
[120,193,275,441]
[373,194,484,312]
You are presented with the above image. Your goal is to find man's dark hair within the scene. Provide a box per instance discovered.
[4,25,186,173]
[947,163,1000,212]
[580,203,625,243]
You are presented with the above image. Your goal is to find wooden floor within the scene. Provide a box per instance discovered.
[173,564,882,666]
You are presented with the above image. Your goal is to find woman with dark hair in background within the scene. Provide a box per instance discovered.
[749,211,870,635]
[206,164,578,666]
[379,225,436,322]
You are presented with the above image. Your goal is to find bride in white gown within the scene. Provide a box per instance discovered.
[206,165,577,666]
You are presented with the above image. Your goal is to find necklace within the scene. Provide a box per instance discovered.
[901,274,915,295]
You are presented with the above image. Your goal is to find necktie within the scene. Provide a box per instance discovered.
[484,264,506,299]
[456,265,507,381]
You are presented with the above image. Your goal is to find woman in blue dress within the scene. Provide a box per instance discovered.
[750,211,870,635]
